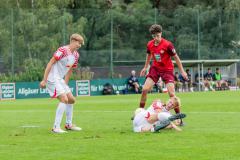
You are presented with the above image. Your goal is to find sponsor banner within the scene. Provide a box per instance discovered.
[76,80,90,96]
[0,83,16,100]
[15,81,76,99]
[16,82,48,99]
[0,78,145,99]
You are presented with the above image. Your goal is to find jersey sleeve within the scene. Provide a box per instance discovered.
[167,42,177,56]
[53,47,66,61]
[146,42,151,54]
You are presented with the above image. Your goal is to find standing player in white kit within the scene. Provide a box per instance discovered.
[40,33,84,133]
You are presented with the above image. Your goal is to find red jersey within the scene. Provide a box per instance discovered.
[147,38,176,71]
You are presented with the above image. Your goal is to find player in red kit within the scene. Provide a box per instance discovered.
[139,24,188,124]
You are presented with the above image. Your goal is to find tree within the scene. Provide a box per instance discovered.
[0,0,239,80]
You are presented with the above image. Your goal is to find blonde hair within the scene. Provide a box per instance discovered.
[172,96,181,108]
[165,96,181,111]
[70,33,84,45]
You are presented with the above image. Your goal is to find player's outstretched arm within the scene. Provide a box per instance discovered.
[169,122,182,131]
[141,126,153,132]
[173,54,188,80]
[65,68,73,84]
[40,57,56,88]
[140,54,152,77]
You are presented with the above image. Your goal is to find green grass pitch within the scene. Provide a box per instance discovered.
[0,91,240,160]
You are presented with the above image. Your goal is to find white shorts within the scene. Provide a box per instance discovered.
[133,124,153,133]
[46,79,71,98]
[157,112,172,122]
[133,111,153,132]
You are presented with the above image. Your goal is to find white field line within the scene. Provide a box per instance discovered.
[20,125,40,128]
[0,110,239,114]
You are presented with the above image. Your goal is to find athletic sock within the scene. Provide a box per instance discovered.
[65,104,73,125]
[174,106,180,114]
[53,102,66,129]
[154,120,170,132]
[139,90,148,108]
[139,102,145,108]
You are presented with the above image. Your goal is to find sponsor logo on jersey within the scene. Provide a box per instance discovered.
[155,54,161,61]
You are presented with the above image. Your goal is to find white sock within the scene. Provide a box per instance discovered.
[66,104,73,125]
[53,102,66,129]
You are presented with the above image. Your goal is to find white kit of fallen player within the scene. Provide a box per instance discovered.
[133,97,186,133]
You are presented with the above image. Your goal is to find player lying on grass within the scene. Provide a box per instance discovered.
[133,97,186,133]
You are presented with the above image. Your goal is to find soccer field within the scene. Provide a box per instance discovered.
[0,91,240,160]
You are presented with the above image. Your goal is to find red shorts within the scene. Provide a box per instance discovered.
[146,66,174,84]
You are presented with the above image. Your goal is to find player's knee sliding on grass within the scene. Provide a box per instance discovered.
[153,113,186,132]
[133,98,186,133]
[133,109,186,133]
[40,33,84,134]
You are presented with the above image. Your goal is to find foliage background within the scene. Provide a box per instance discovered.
[0,0,240,81]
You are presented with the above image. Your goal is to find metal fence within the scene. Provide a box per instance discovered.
[0,8,239,79]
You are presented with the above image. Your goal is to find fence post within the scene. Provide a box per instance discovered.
[197,9,201,60]
[110,8,113,78]
[11,9,14,75]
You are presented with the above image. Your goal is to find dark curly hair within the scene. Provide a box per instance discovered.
[149,24,162,34]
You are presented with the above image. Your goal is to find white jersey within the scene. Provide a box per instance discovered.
[133,106,172,133]
[133,109,152,132]
[47,46,79,82]
[147,100,167,114]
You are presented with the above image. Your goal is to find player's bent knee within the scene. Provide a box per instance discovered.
[168,89,175,97]
[61,99,68,104]
[169,92,175,97]
[68,97,75,104]
[59,96,68,104]
[142,86,151,92]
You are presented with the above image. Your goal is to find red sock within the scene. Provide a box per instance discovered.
[139,102,145,108]
[174,107,180,114]
[139,90,148,108]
